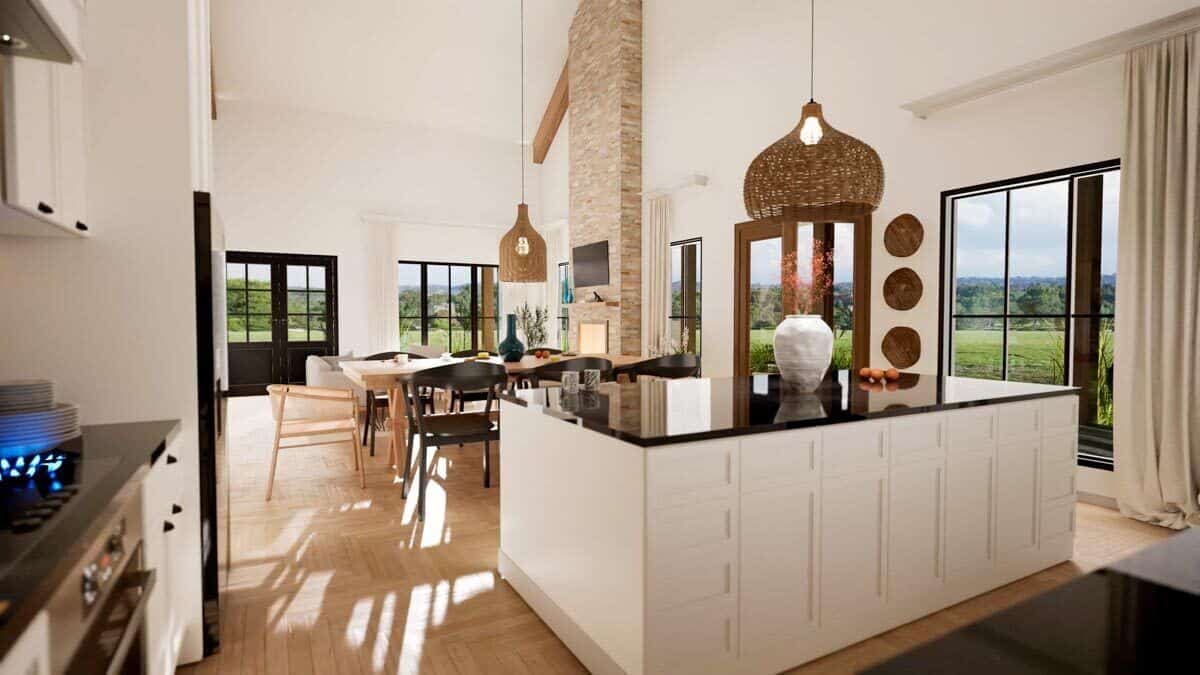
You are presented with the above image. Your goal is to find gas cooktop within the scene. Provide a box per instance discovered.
[0,436,121,574]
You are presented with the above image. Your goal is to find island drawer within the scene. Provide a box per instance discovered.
[648,499,734,553]
[740,429,819,491]
[947,407,996,451]
[647,439,738,508]
[890,415,945,463]
[1043,396,1080,432]
[1042,431,1077,465]
[647,595,737,672]
[998,401,1041,440]
[1041,500,1075,541]
[822,421,888,474]
[648,543,735,611]
[1042,461,1076,503]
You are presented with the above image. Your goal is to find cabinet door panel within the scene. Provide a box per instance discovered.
[3,57,59,220]
[823,422,887,474]
[996,441,1039,559]
[741,484,818,654]
[889,459,944,596]
[741,429,819,492]
[647,440,737,507]
[946,453,994,576]
[54,62,87,231]
[821,472,887,621]
[647,596,737,673]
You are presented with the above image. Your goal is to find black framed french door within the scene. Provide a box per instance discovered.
[225,251,339,396]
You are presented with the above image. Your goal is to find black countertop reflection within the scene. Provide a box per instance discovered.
[499,370,1078,447]
[863,528,1200,674]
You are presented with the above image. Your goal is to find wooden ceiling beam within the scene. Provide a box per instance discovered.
[532,61,568,164]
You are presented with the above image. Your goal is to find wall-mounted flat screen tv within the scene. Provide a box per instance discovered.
[572,241,610,287]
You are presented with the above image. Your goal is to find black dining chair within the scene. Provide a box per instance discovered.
[450,349,499,358]
[614,354,701,382]
[526,357,614,388]
[445,350,501,410]
[403,361,508,520]
[360,352,432,457]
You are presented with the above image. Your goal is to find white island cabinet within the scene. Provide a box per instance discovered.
[499,374,1079,675]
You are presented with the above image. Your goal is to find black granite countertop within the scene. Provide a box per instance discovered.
[499,371,1078,447]
[0,419,180,656]
[863,528,1200,674]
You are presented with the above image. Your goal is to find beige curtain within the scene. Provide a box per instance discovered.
[1115,30,1200,529]
[365,218,400,354]
[646,196,673,356]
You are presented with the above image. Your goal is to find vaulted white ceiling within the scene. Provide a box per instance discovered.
[211,0,577,142]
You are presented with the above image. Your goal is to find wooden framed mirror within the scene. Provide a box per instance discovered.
[733,215,872,376]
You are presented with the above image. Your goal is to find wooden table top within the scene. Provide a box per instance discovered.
[341,354,643,389]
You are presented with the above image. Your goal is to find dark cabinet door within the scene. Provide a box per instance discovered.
[225,252,338,396]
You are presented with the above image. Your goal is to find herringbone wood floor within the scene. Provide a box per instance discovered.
[181,397,1171,674]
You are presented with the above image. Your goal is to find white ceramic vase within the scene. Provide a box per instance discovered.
[773,314,834,390]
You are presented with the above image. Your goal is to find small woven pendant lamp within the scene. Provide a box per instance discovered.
[499,0,547,283]
[743,0,884,221]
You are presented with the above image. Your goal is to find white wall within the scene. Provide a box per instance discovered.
[0,0,206,661]
[623,0,1196,377]
[213,101,545,354]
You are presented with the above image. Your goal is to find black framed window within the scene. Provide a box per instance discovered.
[557,262,571,351]
[943,160,1119,469]
[397,260,500,353]
[225,262,272,343]
[670,238,702,356]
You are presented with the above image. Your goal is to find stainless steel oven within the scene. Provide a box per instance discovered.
[45,481,153,674]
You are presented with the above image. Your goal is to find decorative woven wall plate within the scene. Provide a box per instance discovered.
[883,267,922,310]
[882,326,921,369]
[884,213,923,257]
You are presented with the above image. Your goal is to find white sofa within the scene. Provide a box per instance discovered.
[304,353,366,405]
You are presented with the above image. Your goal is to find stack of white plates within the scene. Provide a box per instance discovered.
[0,403,81,454]
[0,379,55,414]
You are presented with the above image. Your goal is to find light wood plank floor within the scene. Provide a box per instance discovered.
[181,396,1172,675]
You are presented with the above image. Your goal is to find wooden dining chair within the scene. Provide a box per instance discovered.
[266,384,364,501]
[614,354,701,382]
[360,352,432,457]
[404,361,508,520]
[526,357,614,388]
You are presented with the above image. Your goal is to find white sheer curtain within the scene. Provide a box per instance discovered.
[365,217,400,354]
[1115,30,1200,529]
[646,195,672,356]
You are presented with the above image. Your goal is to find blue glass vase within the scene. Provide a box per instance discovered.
[499,313,525,362]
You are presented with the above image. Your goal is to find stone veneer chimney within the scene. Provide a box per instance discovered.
[567,0,642,355]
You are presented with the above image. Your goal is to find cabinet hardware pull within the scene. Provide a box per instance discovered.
[163,521,175,533]
[167,454,178,464]
[172,504,183,515]
[37,202,54,214]
[75,221,88,232]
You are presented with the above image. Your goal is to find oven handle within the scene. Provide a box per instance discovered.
[105,568,157,675]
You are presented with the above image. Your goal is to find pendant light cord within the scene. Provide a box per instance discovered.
[520,0,526,203]
[809,0,815,103]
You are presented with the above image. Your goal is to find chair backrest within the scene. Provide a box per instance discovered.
[407,344,444,358]
[533,357,614,382]
[450,349,498,358]
[365,351,428,361]
[617,354,701,381]
[267,384,355,422]
[524,347,563,355]
[411,362,509,418]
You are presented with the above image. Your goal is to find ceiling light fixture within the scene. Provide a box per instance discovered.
[742,0,884,222]
[499,0,547,283]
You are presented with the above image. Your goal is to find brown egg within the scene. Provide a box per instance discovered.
[885,368,900,381]
[870,382,884,392]
[858,367,872,379]
[885,381,899,391]
[869,368,884,381]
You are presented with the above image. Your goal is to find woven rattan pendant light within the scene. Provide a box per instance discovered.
[743,0,884,221]
[499,0,547,283]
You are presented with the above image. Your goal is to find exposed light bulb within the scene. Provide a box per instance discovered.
[799,114,823,145]
[516,236,530,256]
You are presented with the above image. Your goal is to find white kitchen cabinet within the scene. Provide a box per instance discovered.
[889,457,945,598]
[140,442,187,675]
[996,440,1040,561]
[820,470,888,623]
[1,56,89,237]
[946,452,995,578]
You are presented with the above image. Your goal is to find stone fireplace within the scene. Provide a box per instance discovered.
[567,0,642,355]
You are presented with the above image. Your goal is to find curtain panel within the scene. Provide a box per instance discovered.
[646,196,673,356]
[1114,30,1200,529]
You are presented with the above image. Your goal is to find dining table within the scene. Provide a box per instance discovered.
[340,353,643,516]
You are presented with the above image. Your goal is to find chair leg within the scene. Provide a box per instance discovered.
[400,429,417,499]
[370,412,377,458]
[362,391,373,446]
[417,438,427,521]
[266,428,281,501]
[483,440,491,488]
[351,431,366,489]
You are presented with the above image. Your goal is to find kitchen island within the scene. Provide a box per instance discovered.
[498,371,1080,675]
